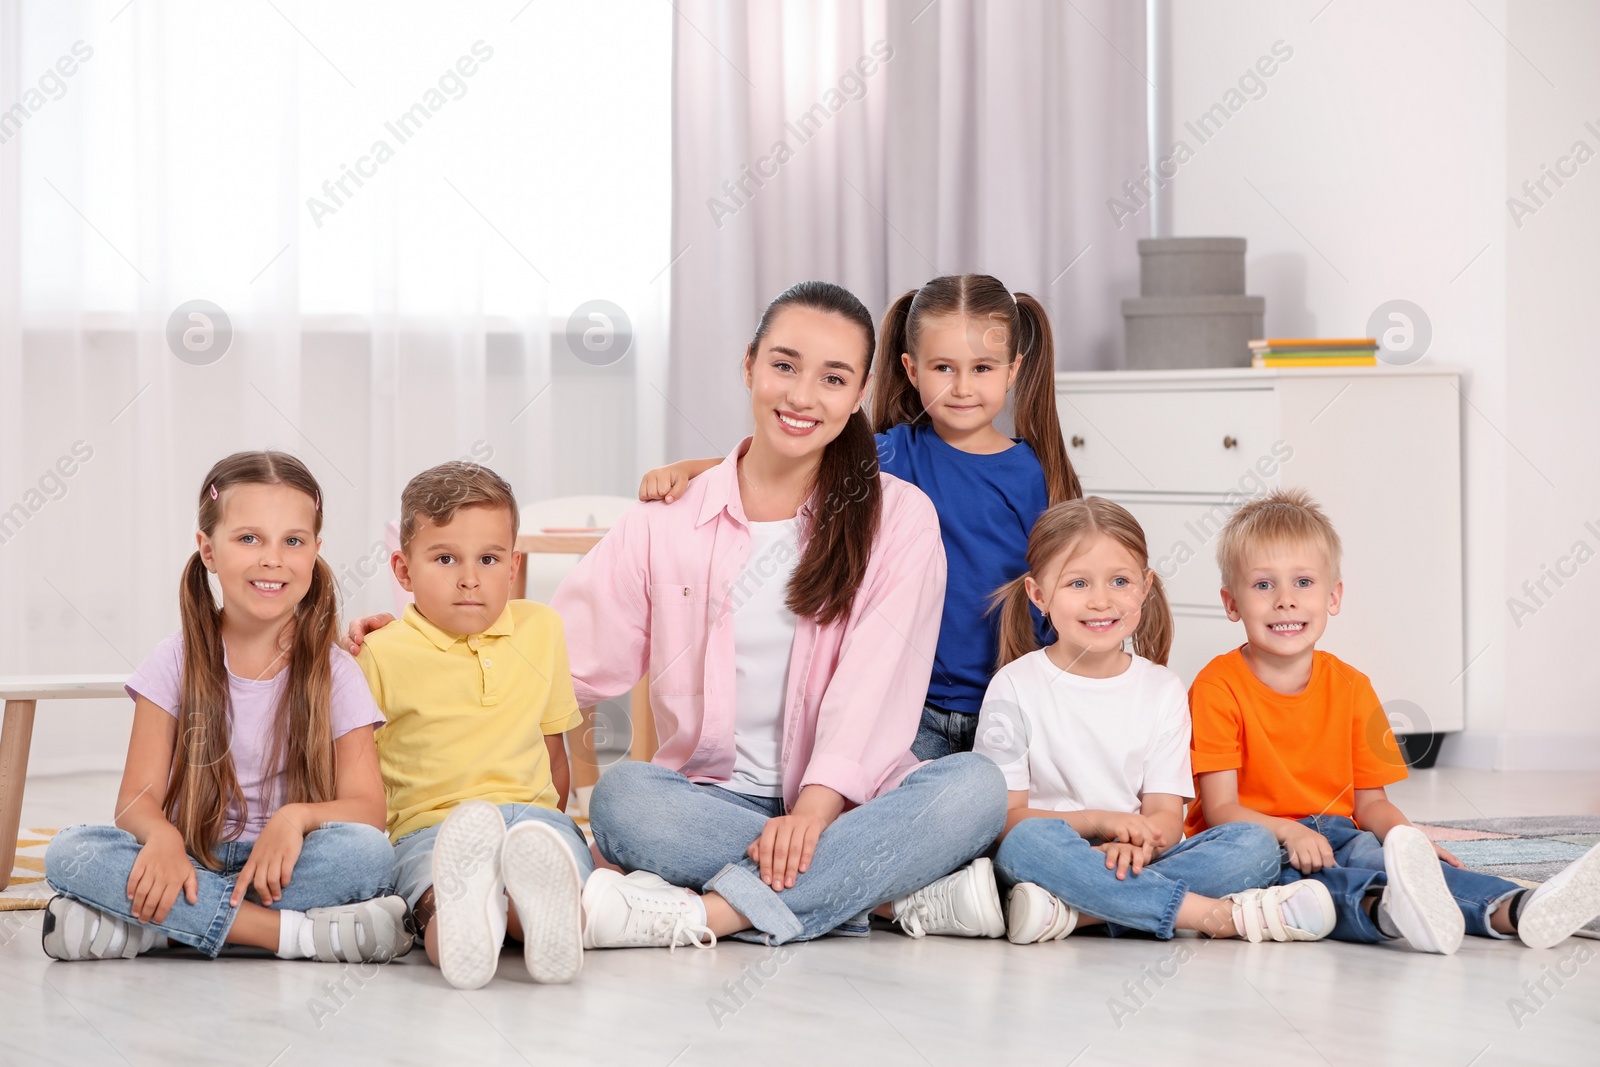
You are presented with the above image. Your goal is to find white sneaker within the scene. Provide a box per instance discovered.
[431,800,509,989]
[580,869,716,950]
[1380,825,1464,955]
[502,820,584,983]
[1005,882,1079,944]
[1517,841,1600,950]
[41,897,165,961]
[892,858,1005,939]
[1225,881,1336,942]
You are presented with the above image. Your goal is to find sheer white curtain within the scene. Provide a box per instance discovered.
[0,0,670,771]
[666,0,1148,456]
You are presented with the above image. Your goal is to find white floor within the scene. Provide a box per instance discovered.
[4,768,1599,1067]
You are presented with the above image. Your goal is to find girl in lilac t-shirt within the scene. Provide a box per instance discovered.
[43,452,408,963]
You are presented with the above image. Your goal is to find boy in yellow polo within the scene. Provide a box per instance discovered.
[353,462,590,990]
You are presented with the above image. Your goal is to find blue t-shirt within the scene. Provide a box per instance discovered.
[876,423,1051,715]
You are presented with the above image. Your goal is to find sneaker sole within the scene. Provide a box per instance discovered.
[1519,843,1600,950]
[503,823,584,983]
[432,802,507,990]
[1384,827,1464,954]
[969,858,1006,939]
[1005,882,1053,945]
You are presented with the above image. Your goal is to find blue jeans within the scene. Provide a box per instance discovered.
[589,752,1007,945]
[994,818,1281,938]
[910,703,977,761]
[44,822,397,958]
[1276,815,1521,942]
[392,802,594,908]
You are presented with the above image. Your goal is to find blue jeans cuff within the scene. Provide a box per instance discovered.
[703,862,804,945]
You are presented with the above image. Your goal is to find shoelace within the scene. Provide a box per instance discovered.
[900,889,955,938]
[624,897,716,951]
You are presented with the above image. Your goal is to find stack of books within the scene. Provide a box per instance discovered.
[1249,338,1379,368]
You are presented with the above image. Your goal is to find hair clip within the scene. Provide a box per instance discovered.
[209,483,219,501]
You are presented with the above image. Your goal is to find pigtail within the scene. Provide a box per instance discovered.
[166,552,244,870]
[871,289,924,431]
[1012,293,1082,505]
[988,575,1042,670]
[269,555,339,814]
[1133,570,1173,667]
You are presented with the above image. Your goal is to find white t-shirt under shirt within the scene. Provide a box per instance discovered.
[125,631,385,842]
[728,518,801,797]
[974,649,1193,816]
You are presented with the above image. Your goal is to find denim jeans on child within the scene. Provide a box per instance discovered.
[909,703,978,761]
[44,821,397,957]
[1276,815,1520,942]
[391,802,594,908]
[589,752,1007,945]
[994,818,1281,938]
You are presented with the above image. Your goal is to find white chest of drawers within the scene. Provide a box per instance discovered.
[1055,367,1465,735]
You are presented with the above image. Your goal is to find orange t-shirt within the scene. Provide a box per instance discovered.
[1185,647,1407,836]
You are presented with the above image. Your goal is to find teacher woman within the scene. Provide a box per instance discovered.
[556,281,1007,949]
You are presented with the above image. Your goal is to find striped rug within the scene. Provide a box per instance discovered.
[1417,815,1600,938]
[2,828,57,912]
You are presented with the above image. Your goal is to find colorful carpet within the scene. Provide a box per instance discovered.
[1417,815,1600,938]
[1,828,57,912]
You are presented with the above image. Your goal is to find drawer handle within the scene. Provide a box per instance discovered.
[1070,435,1085,448]
[1223,436,1238,449]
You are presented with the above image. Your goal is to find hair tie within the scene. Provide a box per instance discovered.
[208,483,218,501]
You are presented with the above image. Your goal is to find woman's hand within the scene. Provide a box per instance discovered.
[1281,821,1337,874]
[1095,840,1156,880]
[745,786,845,890]
[232,807,307,907]
[638,462,695,504]
[343,612,396,654]
[747,811,831,889]
[126,826,198,924]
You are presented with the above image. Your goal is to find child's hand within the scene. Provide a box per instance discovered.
[1281,822,1336,873]
[1434,843,1465,868]
[638,463,695,504]
[232,809,307,907]
[1093,812,1165,850]
[343,612,396,654]
[1096,840,1156,879]
[126,827,198,924]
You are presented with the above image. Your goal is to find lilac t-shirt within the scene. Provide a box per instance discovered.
[126,632,385,842]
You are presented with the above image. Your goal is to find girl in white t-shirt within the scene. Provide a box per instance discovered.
[975,497,1336,944]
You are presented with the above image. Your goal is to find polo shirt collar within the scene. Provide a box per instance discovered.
[693,436,819,529]
[401,602,516,650]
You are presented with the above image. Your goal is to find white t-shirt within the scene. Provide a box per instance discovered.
[973,649,1193,816]
[728,518,801,797]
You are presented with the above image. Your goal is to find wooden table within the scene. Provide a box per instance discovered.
[512,532,658,783]
[1,676,129,890]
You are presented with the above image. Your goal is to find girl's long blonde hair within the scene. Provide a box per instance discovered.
[169,451,339,868]
[990,497,1173,669]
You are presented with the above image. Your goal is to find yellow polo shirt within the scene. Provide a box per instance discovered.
[356,601,583,841]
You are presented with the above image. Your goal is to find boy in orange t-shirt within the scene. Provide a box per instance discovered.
[1188,488,1600,953]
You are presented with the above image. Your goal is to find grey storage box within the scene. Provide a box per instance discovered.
[1138,237,1247,297]
[1121,295,1264,370]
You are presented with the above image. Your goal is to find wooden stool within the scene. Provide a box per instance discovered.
[0,676,129,890]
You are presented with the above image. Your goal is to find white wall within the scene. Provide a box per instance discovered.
[1164,0,1599,768]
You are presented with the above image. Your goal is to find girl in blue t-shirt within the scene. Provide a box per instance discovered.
[639,274,1082,759]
